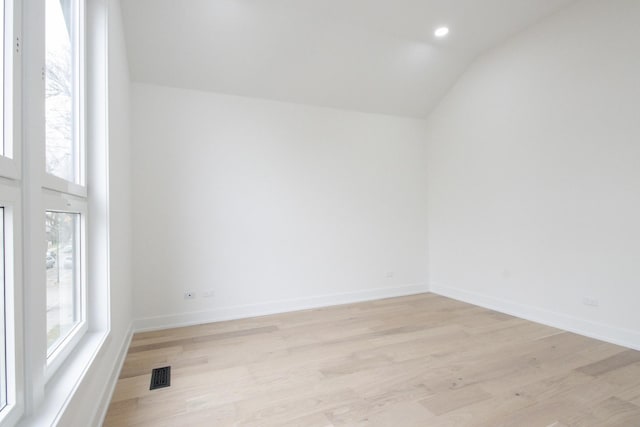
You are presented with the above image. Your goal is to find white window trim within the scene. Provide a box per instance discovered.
[0,159,17,183]
[41,173,87,198]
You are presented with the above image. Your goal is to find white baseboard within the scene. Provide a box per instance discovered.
[134,283,429,332]
[91,322,134,427]
[430,282,640,351]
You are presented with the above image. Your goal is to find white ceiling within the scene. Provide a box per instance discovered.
[121,0,576,118]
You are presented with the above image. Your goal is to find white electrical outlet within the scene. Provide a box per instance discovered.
[202,289,215,298]
[582,297,599,307]
[184,291,196,300]
[385,271,394,278]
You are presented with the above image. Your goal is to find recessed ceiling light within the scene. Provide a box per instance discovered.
[434,27,449,38]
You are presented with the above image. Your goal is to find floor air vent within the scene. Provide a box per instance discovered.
[150,366,171,390]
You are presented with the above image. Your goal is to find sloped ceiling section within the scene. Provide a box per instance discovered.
[121,0,574,118]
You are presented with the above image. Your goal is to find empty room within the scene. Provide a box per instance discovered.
[1,0,639,426]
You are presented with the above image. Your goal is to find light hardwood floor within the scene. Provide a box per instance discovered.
[104,294,640,426]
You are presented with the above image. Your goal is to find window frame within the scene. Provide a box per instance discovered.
[43,0,86,194]
[0,0,20,181]
[42,193,88,380]
[0,184,24,427]
[40,0,88,381]
[4,0,111,423]
[0,0,23,424]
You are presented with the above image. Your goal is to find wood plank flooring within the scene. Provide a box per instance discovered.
[104,294,640,426]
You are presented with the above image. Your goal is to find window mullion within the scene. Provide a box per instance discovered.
[22,0,48,415]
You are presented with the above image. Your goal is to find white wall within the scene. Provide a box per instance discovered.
[426,0,640,348]
[131,84,429,329]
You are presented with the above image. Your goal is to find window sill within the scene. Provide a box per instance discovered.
[16,330,110,427]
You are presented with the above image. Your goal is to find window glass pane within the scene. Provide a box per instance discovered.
[46,211,80,355]
[0,208,6,410]
[45,0,78,182]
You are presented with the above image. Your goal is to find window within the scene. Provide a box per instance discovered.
[0,0,19,180]
[43,0,87,370]
[45,0,82,185]
[0,208,6,411]
[0,2,22,425]
[0,2,4,158]
[1,0,108,423]
[45,211,82,356]
[0,0,20,179]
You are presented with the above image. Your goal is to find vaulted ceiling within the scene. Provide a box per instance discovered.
[121,0,575,118]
